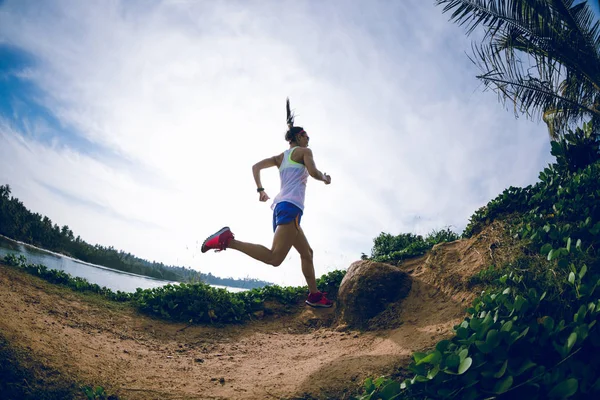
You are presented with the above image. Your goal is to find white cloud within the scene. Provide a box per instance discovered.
[0,0,554,286]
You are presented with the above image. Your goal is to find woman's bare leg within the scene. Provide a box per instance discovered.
[293,227,318,293]
[228,222,298,266]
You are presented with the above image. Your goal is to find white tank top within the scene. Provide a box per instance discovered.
[271,147,309,211]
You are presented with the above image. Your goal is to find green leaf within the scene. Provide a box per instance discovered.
[514,296,527,312]
[543,316,555,331]
[579,264,588,280]
[458,357,473,375]
[427,365,440,380]
[486,329,500,348]
[475,340,492,354]
[493,360,508,378]
[363,377,375,393]
[566,237,572,252]
[379,380,401,400]
[568,272,576,285]
[548,249,555,261]
[469,318,482,331]
[445,354,460,369]
[493,375,513,394]
[516,327,530,341]
[548,378,578,398]
[412,375,429,383]
[456,327,469,339]
[436,340,451,353]
[540,243,553,256]
[413,352,426,363]
[459,348,469,362]
[576,239,582,250]
[567,332,577,353]
[416,350,442,366]
[501,320,513,332]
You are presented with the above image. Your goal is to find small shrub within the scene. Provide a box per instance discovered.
[366,227,459,265]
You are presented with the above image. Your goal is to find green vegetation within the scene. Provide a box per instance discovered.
[81,385,116,400]
[2,253,345,324]
[0,184,271,289]
[363,228,460,265]
[134,270,344,323]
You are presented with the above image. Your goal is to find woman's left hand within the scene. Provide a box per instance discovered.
[259,191,270,202]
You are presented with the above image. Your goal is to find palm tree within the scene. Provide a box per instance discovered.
[0,184,11,200]
[436,0,600,139]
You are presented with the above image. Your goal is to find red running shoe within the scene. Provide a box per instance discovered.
[305,291,333,308]
[201,227,234,253]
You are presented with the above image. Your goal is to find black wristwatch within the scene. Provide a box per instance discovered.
[257,188,265,192]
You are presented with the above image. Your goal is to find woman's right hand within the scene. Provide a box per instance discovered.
[323,173,332,185]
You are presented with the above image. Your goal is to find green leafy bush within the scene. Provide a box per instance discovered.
[552,122,600,175]
[361,274,600,399]
[464,124,600,239]
[2,253,346,324]
[133,269,346,323]
[366,228,460,265]
[317,269,346,299]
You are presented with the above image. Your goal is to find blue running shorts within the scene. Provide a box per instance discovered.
[272,201,303,232]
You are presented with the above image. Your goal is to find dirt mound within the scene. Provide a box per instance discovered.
[0,222,520,399]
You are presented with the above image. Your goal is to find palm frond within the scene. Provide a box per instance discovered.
[437,0,600,136]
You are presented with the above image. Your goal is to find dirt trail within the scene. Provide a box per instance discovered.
[0,228,513,399]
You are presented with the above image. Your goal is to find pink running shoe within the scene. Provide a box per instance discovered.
[201,227,235,253]
[305,292,333,308]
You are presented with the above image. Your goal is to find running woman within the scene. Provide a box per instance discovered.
[201,99,333,308]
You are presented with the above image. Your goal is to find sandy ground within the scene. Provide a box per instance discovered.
[0,228,514,399]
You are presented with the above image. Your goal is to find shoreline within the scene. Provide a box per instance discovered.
[0,234,254,291]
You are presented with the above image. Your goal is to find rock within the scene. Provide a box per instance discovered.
[337,260,412,328]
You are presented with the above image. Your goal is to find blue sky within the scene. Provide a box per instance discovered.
[0,0,561,286]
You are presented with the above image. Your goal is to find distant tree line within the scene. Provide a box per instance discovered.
[200,272,271,290]
[0,184,271,289]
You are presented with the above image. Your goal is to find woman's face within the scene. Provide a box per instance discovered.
[297,132,310,147]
